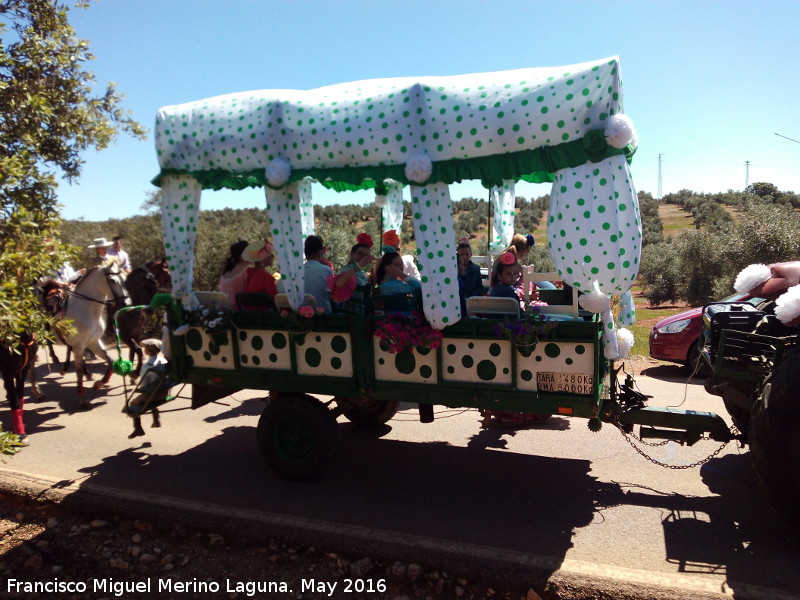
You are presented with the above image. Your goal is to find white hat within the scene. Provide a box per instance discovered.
[241,240,275,264]
[87,237,114,249]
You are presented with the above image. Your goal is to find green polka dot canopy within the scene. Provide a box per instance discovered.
[154,56,640,330]
[154,56,632,189]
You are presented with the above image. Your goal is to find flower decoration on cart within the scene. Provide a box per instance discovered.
[374,312,443,354]
[281,305,325,333]
[494,303,558,353]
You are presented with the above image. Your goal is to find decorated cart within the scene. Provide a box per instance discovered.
[149,57,733,480]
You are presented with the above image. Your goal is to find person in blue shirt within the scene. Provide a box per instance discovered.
[457,239,485,313]
[488,252,523,317]
[303,235,333,313]
[376,252,421,314]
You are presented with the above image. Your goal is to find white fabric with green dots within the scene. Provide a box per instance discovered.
[155,56,640,341]
[264,184,306,310]
[410,184,460,328]
[160,175,201,306]
[382,181,404,235]
[490,180,515,252]
[548,154,641,357]
[298,179,315,237]
[155,57,624,179]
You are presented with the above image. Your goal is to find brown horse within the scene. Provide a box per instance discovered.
[146,258,172,291]
[0,334,37,445]
[36,278,92,379]
[108,267,159,382]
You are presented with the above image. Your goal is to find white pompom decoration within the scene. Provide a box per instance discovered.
[404,152,433,184]
[616,328,635,359]
[734,263,772,294]
[775,284,800,325]
[579,290,611,313]
[265,156,292,188]
[375,194,387,208]
[605,114,638,149]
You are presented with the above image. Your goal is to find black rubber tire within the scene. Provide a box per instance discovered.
[748,368,800,530]
[257,394,337,481]
[336,397,399,428]
[686,340,709,376]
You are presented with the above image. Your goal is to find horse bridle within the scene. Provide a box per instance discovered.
[66,266,130,308]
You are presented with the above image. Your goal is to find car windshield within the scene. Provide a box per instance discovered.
[720,293,763,305]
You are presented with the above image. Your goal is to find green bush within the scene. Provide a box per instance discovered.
[638,201,800,306]
[639,241,680,305]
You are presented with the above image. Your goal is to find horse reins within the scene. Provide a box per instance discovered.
[65,269,130,307]
[19,334,35,371]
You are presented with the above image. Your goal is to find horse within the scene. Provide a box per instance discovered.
[0,333,37,445]
[36,278,93,380]
[61,264,130,405]
[146,258,172,291]
[109,267,159,382]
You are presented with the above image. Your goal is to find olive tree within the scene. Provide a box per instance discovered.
[0,0,145,345]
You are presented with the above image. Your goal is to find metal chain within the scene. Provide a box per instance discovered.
[614,416,732,470]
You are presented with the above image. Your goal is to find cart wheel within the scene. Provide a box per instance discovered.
[335,397,399,428]
[748,355,800,530]
[257,394,336,481]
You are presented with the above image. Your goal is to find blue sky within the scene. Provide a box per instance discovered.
[57,0,800,220]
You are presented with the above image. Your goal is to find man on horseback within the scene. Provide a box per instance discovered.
[108,235,132,274]
[87,237,121,270]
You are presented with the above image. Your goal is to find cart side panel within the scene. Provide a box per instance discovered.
[184,327,236,369]
[517,341,595,394]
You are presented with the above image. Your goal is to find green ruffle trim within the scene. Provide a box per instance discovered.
[152,129,635,192]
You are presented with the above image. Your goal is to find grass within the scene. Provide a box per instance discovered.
[626,284,691,358]
[658,203,694,237]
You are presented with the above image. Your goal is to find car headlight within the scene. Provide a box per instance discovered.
[656,318,692,334]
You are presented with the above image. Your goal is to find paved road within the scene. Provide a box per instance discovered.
[2,350,799,599]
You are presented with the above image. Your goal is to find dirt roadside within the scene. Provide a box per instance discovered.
[0,485,726,600]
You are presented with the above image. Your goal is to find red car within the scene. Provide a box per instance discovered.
[649,293,755,371]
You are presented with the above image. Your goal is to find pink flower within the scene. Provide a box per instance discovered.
[297,306,314,318]
[280,309,289,317]
[499,252,516,265]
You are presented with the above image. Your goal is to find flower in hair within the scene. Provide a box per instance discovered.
[356,233,373,248]
[526,234,535,247]
[499,252,516,265]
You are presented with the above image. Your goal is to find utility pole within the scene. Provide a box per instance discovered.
[745,160,750,189]
[657,154,664,201]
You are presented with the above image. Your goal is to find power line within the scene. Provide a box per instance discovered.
[775,132,800,145]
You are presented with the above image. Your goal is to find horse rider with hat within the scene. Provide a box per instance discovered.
[87,237,121,270]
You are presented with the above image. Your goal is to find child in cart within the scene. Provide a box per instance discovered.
[128,338,169,438]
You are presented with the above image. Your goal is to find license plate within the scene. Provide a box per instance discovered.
[536,372,594,394]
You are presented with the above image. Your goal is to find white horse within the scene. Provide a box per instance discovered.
[62,264,130,406]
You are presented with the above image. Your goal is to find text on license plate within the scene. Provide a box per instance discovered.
[536,372,594,394]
